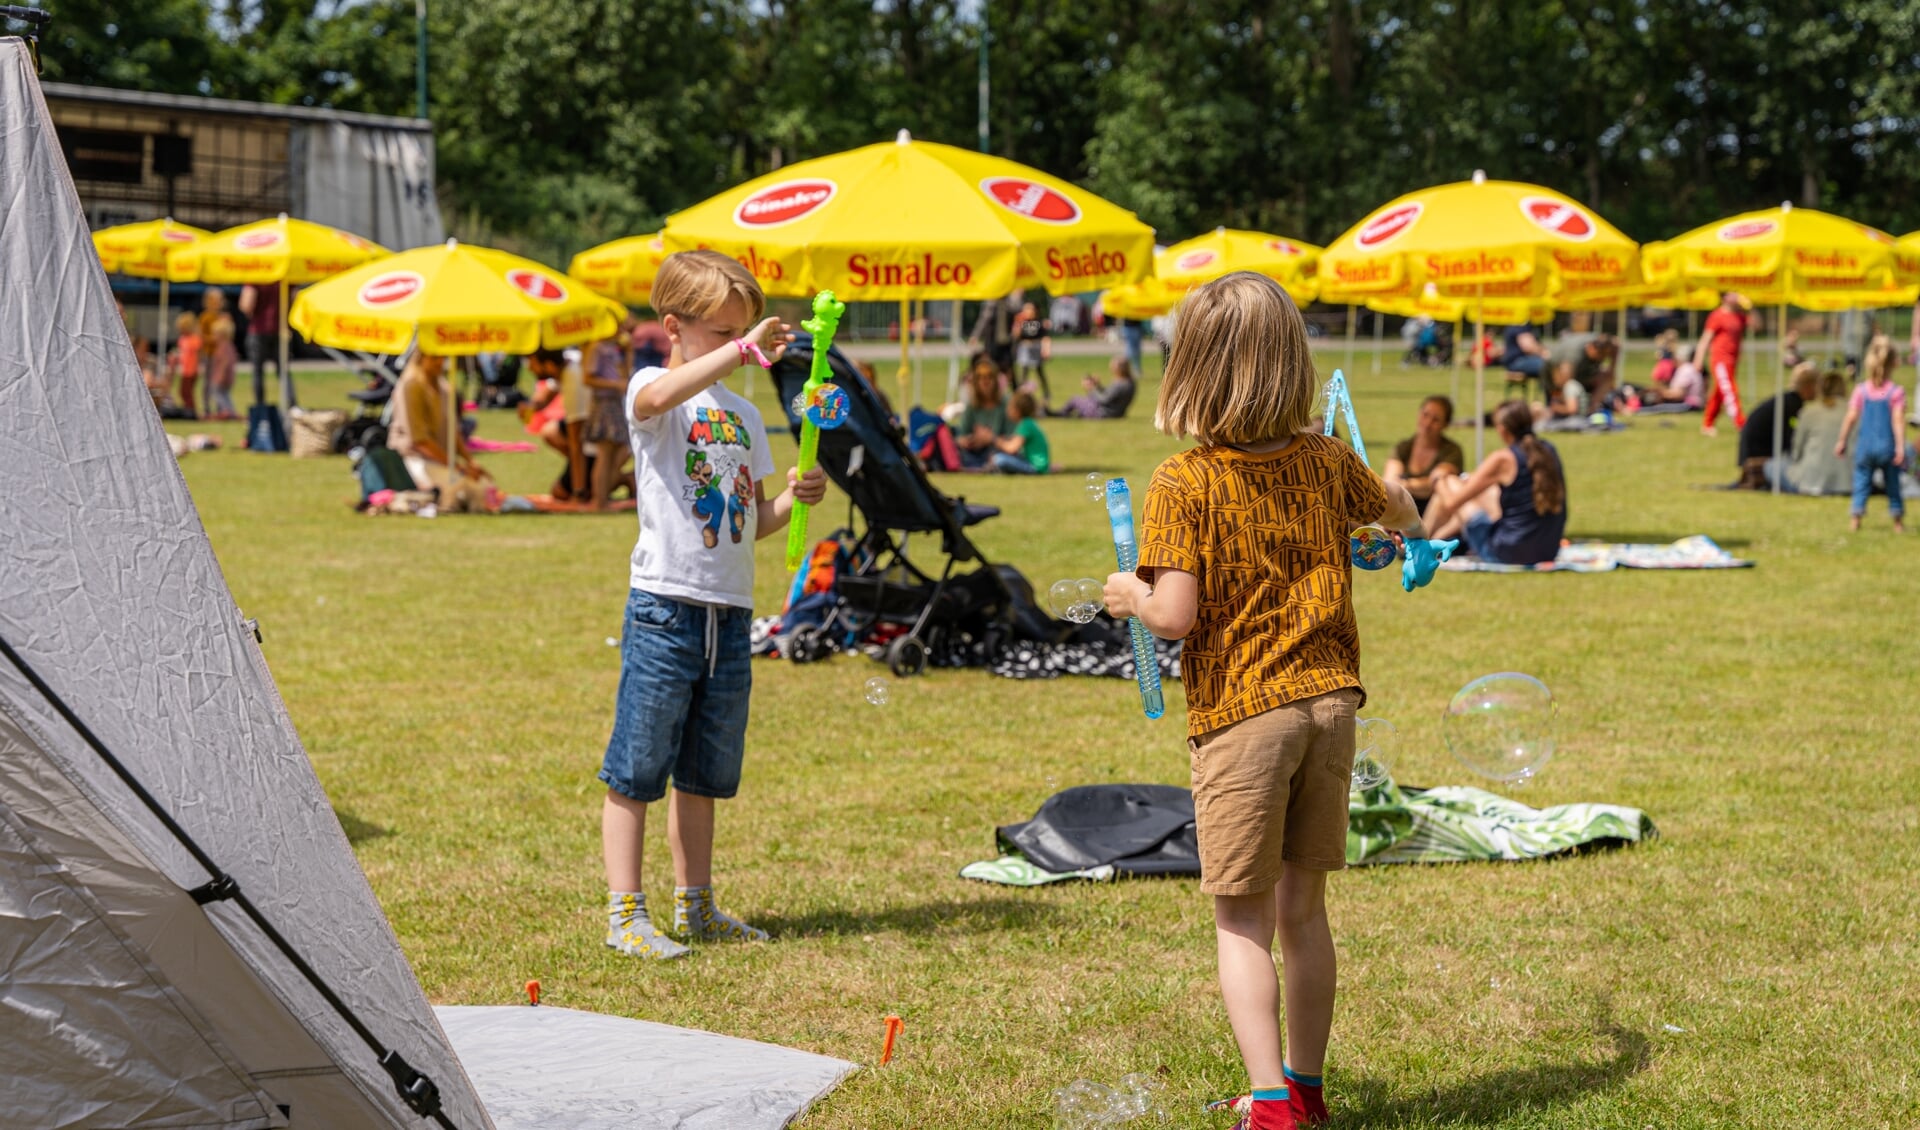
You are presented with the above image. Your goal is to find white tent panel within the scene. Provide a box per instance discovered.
[436,1006,857,1130]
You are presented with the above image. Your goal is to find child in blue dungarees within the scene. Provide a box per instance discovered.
[1836,335,1908,534]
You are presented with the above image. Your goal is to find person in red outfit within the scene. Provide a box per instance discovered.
[1694,291,1751,436]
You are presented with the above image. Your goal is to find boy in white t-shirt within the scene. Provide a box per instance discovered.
[600,250,827,959]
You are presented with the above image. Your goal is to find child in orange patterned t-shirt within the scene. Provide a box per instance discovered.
[1103,272,1423,1130]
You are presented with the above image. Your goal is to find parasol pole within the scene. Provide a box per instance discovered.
[949,298,962,405]
[897,297,911,411]
[1451,316,1463,409]
[278,277,294,411]
[1772,300,1787,495]
[1618,300,1629,404]
[1344,304,1356,375]
[912,298,925,408]
[157,276,171,396]
[1371,305,1383,375]
[1473,284,1486,462]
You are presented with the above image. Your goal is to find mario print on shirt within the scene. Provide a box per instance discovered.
[682,405,756,549]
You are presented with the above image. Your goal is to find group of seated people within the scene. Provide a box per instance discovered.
[926,352,1138,474]
[1380,395,1569,567]
[1497,323,1621,426]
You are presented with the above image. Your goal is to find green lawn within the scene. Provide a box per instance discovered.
[169,349,1917,1129]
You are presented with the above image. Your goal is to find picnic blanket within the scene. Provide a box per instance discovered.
[1440,534,1751,574]
[960,780,1655,884]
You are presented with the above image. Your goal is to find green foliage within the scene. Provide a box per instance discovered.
[31,0,1920,254]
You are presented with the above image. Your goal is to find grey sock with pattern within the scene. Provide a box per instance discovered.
[672,885,768,942]
[605,891,689,959]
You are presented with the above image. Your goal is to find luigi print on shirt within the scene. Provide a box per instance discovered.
[683,406,755,549]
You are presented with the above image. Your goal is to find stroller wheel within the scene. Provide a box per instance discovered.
[788,624,827,663]
[886,635,929,678]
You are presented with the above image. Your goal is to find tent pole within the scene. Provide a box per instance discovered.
[278,278,293,411]
[1474,284,1486,463]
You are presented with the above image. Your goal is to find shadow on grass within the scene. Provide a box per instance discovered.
[1338,1022,1650,1127]
[333,807,392,844]
[758,897,1056,940]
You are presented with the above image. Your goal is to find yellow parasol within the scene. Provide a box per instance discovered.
[1648,203,1917,490]
[1322,171,1637,455]
[91,218,211,377]
[292,239,624,499]
[568,232,667,308]
[170,214,389,410]
[1157,228,1320,302]
[662,130,1154,405]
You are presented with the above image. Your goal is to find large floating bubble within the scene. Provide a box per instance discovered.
[1352,717,1397,790]
[1443,673,1556,783]
[1048,578,1104,624]
[1086,473,1107,502]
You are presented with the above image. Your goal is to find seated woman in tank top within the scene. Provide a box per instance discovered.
[1421,401,1568,566]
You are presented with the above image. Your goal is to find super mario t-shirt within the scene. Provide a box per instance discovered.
[626,366,777,609]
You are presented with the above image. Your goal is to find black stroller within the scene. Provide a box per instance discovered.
[771,335,1037,676]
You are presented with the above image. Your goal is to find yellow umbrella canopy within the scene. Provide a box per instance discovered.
[568,232,666,307]
[168,213,388,285]
[92,217,210,280]
[1319,170,1637,299]
[1099,276,1180,319]
[661,130,1153,300]
[1642,203,1914,305]
[1157,227,1320,301]
[290,240,624,355]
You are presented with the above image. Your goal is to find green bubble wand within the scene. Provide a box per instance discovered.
[786,289,847,573]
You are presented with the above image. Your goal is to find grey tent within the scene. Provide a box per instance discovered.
[1,33,850,1130]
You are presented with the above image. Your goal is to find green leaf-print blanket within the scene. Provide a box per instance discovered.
[960,780,1654,884]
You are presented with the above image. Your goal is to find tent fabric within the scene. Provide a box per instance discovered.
[0,39,491,1129]
[436,1006,857,1130]
[997,785,1200,876]
[289,120,445,251]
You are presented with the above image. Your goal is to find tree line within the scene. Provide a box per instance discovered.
[34,1,1920,269]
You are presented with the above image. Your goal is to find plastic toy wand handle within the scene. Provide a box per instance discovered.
[1105,478,1166,720]
[785,290,844,573]
[784,424,819,573]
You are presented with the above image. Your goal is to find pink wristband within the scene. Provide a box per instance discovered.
[732,338,773,369]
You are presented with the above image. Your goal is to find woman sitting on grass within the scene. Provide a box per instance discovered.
[1423,400,1566,566]
[1055,356,1138,419]
[1382,395,1463,515]
[990,391,1050,474]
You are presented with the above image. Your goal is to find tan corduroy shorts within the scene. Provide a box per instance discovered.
[1188,688,1360,894]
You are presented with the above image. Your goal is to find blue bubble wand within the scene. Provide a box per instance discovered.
[1325,369,1458,590]
[1106,478,1165,720]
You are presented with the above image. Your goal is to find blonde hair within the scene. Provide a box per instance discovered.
[1155,272,1315,446]
[651,250,766,324]
[212,314,235,341]
[1863,333,1897,383]
[175,312,199,335]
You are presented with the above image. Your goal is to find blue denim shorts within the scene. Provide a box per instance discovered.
[1463,511,1498,561]
[599,588,753,803]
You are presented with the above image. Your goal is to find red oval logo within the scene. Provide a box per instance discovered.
[1719,220,1777,242]
[1357,203,1423,249]
[1520,196,1595,241]
[358,271,424,308]
[507,268,567,303]
[980,177,1082,225]
[161,229,196,243]
[235,230,282,250]
[1174,250,1218,272]
[1265,240,1303,256]
[733,179,837,227]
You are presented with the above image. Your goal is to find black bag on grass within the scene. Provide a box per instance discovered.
[997,784,1199,877]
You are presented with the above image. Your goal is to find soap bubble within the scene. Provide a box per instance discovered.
[1444,673,1556,783]
[1053,1074,1167,1128]
[1086,473,1107,502]
[791,392,809,416]
[604,636,619,647]
[1048,578,1103,624]
[864,677,891,707]
[1350,524,1397,570]
[1351,717,1397,790]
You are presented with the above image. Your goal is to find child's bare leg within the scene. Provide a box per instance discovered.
[669,789,767,942]
[593,441,619,509]
[602,789,688,958]
[667,789,713,888]
[1276,864,1335,1074]
[1214,888,1286,1090]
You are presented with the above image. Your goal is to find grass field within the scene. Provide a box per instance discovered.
[168,347,1917,1129]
